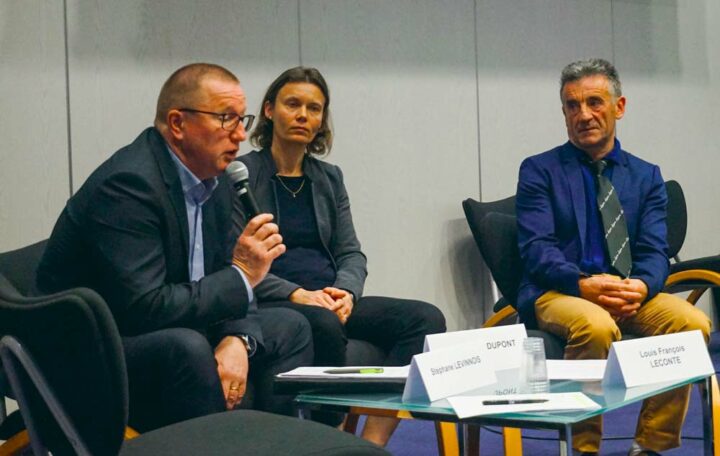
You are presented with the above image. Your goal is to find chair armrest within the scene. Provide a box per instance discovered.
[665,269,720,288]
[482,305,518,328]
[664,268,720,305]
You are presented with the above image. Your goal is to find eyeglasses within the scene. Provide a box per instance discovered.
[178,108,255,132]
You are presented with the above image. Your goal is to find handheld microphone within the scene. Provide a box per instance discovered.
[226,161,260,218]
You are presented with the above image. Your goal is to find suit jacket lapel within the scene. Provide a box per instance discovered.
[560,144,587,253]
[149,130,190,264]
[256,150,280,219]
[611,149,630,197]
[203,179,232,271]
[303,159,332,247]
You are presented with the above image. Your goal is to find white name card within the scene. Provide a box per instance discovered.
[602,330,712,388]
[423,324,527,371]
[402,341,496,403]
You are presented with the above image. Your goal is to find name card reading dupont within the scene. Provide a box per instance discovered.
[602,330,712,388]
[423,324,527,371]
[402,341,496,403]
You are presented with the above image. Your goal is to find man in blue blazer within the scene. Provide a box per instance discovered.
[516,58,710,455]
[37,63,312,431]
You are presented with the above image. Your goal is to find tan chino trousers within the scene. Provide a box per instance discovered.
[535,290,711,453]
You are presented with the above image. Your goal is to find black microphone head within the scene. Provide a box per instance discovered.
[226,160,260,217]
[226,161,249,185]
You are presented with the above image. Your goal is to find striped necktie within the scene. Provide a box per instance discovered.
[592,160,632,277]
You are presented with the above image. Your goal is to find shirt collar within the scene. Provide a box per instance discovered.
[166,144,218,204]
[570,138,622,167]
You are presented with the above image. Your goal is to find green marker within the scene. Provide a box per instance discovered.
[324,368,384,374]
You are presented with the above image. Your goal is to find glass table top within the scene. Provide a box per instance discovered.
[295,371,709,425]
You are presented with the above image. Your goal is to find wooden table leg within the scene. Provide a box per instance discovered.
[502,427,523,456]
[712,375,719,456]
[434,421,459,456]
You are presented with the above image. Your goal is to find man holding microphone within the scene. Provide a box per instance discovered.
[37,63,312,431]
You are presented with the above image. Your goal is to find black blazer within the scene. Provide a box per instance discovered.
[237,149,368,302]
[38,128,261,344]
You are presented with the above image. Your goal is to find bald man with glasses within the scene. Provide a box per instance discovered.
[38,63,313,431]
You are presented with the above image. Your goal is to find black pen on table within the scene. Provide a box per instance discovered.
[482,399,548,406]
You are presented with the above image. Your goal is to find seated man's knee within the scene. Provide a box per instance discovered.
[144,328,221,404]
[260,308,315,367]
[286,309,314,344]
[681,306,712,343]
[653,294,713,342]
[570,312,620,351]
[268,308,314,347]
[162,328,216,370]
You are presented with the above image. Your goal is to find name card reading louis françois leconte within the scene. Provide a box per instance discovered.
[423,324,527,371]
[402,341,496,403]
[602,330,712,388]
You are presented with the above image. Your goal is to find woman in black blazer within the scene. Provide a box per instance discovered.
[237,67,445,445]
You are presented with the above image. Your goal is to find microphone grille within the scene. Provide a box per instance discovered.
[226,161,249,183]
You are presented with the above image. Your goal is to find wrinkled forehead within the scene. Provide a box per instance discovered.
[561,74,612,101]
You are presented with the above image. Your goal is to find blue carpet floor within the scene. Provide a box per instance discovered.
[374,332,720,455]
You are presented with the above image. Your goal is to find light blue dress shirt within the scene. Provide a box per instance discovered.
[167,147,255,354]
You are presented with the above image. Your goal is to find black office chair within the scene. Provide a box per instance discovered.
[0,239,47,296]
[663,181,720,306]
[0,240,389,454]
[0,239,49,453]
[0,274,387,456]
[462,204,566,357]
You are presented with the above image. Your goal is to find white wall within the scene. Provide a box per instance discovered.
[1,0,718,329]
[0,1,69,250]
[298,0,482,330]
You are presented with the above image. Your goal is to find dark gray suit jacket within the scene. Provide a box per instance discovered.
[38,127,262,345]
[237,149,368,301]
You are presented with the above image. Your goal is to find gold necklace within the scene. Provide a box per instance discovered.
[275,174,306,198]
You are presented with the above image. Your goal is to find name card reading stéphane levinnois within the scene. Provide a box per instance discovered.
[402,340,496,403]
[402,325,528,403]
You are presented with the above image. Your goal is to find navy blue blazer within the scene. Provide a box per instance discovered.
[515,141,669,328]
